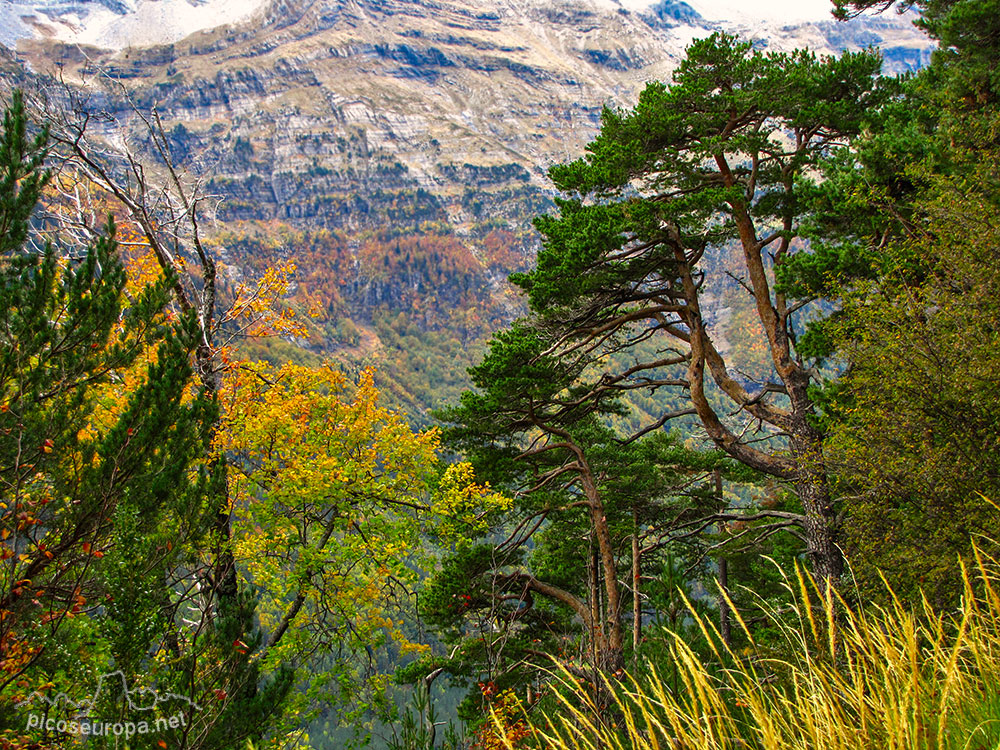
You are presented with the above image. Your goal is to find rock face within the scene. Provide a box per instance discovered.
[0,0,933,410]
[6,0,931,229]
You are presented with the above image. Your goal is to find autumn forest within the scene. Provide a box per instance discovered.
[2,0,1000,747]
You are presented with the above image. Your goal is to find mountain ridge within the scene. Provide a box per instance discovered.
[2,0,880,51]
[0,0,934,415]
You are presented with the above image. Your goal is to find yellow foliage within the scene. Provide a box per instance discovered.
[224,260,307,339]
[476,688,530,750]
[432,462,512,546]
[219,360,441,673]
[519,551,1000,750]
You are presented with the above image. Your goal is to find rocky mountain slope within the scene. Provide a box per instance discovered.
[3,0,932,212]
[0,0,934,414]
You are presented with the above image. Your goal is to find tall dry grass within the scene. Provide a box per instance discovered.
[517,548,1000,750]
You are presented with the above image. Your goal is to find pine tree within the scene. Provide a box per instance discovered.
[504,34,883,585]
[0,89,217,741]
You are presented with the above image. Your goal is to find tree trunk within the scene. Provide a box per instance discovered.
[791,429,842,587]
[579,464,624,675]
[797,476,842,585]
[714,470,731,648]
[587,534,601,672]
[631,509,641,661]
[591,508,624,674]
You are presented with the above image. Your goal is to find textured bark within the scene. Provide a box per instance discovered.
[580,466,624,674]
[632,509,642,657]
[792,432,843,584]
[587,535,601,670]
[715,470,731,648]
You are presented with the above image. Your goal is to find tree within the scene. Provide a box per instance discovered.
[507,34,883,584]
[219,360,442,729]
[438,325,637,677]
[781,1,1000,606]
[0,90,217,743]
[4,78,476,745]
[835,0,1000,110]
[802,0,1000,276]
[427,319,757,714]
[20,76,317,746]
[823,159,1000,606]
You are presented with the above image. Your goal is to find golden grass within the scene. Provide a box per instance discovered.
[513,548,1000,750]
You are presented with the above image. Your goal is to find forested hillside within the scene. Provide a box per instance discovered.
[2,0,1000,749]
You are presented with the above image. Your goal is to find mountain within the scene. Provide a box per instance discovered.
[2,0,931,62]
[0,0,933,193]
[0,0,934,416]
[0,0,269,50]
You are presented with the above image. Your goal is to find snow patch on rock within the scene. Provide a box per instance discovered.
[1,0,269,49]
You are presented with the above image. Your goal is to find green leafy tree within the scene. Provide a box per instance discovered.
[814,156,1000,607]
[782,1,1000,606]
[426,321,757,718]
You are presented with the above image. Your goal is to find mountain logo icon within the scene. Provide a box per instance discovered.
[16,670,201,717]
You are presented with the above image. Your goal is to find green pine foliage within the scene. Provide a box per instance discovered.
[0,90,218,743]
[787,0,1000,607]
[4,0,1000,743]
